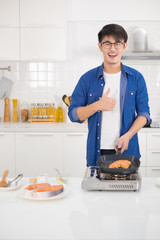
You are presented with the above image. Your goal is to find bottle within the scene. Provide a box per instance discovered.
[4,98,10,122]
[55,105,63,122]
[59,105,63,122]
[12,99,18,122]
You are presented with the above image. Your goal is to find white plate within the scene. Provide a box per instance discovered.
[0,181,23,191]
[20,184,69,201]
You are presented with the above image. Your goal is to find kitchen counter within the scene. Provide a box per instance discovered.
[1,177,160,240]
[0,122,88,132]
[0,122,160,133]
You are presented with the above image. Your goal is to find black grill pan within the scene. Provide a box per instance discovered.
[97,151,140,175]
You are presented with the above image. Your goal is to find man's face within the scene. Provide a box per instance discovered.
[98,35,127,65]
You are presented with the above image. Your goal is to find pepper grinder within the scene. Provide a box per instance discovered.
[4,98,10,122]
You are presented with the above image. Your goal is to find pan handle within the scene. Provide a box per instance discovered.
[115,147,122,155]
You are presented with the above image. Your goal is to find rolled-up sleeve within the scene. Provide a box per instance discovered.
[136,74,152,124]
[68,75,88,123]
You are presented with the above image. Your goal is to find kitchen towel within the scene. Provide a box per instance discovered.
[0,76,13,99]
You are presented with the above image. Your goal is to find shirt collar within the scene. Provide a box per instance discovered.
[97,62,133,79]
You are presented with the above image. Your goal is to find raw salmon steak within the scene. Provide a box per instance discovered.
[25,183,51,190]
[33,184,64,198]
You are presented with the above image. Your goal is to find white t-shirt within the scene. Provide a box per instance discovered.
[100,71,121,149]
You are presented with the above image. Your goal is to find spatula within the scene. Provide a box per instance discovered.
[0,170,9,187]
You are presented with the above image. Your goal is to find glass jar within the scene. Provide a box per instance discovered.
[46,103,55,121]
[31,103,38,119]
[38,103,47,119]
[20,102,29,122]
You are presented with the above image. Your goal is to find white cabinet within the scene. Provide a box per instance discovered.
[0,0,19,60]
[69,0,160,21]
[0,0,19,27]
[146,133,160,177]
[0,0,67,60]
[0,132,15,177]
[20,0,67,60]
[20,0,66,27]
[16,132,63,177]
[63,132,87,177]
[20,28,67,60]
[138,132,147,177]
[138,132,147,166]
[0,29,19,60]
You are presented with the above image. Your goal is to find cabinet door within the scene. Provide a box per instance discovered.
[0,132,15,177]
[0,0,19,27]
[20,0,66,27]
[20,28,66,60]
[138,132,146,167]
[146,167,160,177]
[0,29,19,60]
[63,132,87,177]
[16,132,63,177]
[147,133,160,149]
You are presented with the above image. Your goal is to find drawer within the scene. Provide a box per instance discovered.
[147,133,160,149]
[147,150,160,166]
[146,167,160,177]
[139,166,146,177]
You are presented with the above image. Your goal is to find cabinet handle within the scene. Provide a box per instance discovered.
[66,134,84,136]
[151,168,160,171]
[0,58,11,60]
[151,134,160,136]
[24,133,54,136]
[151,151,160,154]
[29,57,60,60]
[26,24,57,27]
[0,24,10,27]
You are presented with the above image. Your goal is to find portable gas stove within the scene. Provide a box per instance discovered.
[82,166,141,191]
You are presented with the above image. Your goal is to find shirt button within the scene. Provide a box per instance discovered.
[98,111,100,113]
[97,123,99,126]
[97,137,100,139]
[101,84,103,86]
[90,94,92,96]
[97,150,100,153]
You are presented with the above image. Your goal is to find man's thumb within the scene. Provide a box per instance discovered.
[105,88,110,96]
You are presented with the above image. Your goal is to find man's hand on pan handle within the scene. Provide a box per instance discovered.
[114,133,131,154]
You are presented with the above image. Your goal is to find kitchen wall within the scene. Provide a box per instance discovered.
[0,0,160,121]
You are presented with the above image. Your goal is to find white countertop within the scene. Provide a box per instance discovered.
[0,122,159,133]
[0,122,88,132]
[1,177,160,240]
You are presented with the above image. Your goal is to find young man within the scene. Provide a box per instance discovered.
[68,24,151,167]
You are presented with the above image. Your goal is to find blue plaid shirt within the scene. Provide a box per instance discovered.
[68,63,151,167]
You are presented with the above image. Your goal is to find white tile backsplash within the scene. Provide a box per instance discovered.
[1,59,160,122]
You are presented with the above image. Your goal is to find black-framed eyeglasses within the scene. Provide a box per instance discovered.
[101,41,125,50]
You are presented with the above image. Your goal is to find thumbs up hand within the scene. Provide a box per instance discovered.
[98,88,116,111]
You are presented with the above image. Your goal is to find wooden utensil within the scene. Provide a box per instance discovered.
[0,170,9,187]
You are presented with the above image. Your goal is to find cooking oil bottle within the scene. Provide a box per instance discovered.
[55,105,63,122]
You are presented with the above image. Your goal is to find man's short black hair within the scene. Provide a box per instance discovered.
[98,24,128,43]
